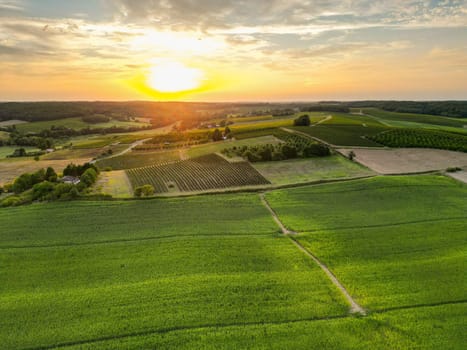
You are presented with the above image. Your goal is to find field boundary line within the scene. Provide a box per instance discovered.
[294,216,467,233]
[259,193,366,315]
[22,314,351,350]
[373,299,467,314]
[22,299,467,350]
[0,233,274,250]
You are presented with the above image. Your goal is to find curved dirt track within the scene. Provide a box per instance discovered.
[259,193,366,315]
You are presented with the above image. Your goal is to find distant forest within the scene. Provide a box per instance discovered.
[342,101,467,118]
[0,101,466,125]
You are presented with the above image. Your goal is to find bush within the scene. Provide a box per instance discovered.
[134,184,155,197]
[1,195,23,207]
[446,167,462,173]
[80,168,98,186]
[294,114,311,126]
[281,144,298,159]
[303,144,331,157]
[32,181,56,200]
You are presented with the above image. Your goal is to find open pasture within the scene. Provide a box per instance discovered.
[338,147,467,174]
[253,155,374,185]
[126,153,270,194]
[266,175,467,311]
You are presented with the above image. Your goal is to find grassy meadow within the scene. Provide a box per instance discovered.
[253,155,373,185]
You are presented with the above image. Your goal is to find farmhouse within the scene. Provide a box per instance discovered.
[59,176,80,185]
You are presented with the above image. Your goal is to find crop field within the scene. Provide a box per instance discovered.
[338,148,467,174]
[360,108,467,129]
[367,128,467,152]
[91,170,133,197]
[0,194,351,349]
[0,119,28,127]
[187,135,282,158]
[0,146,41,159]
[253,155,374,185]
[15,117,150,133]
[230,119,294,138]
[60,304,466,349]
[126,154,270,193]
[1,176,465,349]
[97,149,181,170]
[266,175,467,312]
[291,113,389,147]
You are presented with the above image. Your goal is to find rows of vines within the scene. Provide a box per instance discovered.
[367,129,467,152]
[126,154,270,193]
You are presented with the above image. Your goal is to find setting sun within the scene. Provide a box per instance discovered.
[147,62,204,93]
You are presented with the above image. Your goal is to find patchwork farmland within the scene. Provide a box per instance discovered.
[1,102,467,349]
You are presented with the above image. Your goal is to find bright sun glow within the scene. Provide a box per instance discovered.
[147,62,204,93]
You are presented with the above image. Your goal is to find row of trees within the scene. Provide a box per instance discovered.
[222,140,330,162]
[3,133,54,150]
[345,101,467,118]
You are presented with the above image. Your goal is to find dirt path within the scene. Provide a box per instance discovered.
[179,149,188,161]
[311,115,332,127]
[91,138,152,164]
[259,193,366,315]
[259,193,296,235]
[289,238,366,314]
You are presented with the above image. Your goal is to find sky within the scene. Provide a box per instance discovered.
[0,0,466,101]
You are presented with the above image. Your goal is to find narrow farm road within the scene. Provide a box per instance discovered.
[259,193,296,235]
[91,138,151,164]
[311,114,332,127]
[259,193,366,315]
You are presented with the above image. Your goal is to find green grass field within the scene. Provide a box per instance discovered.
[0,146,41,159]
[360,108,467,129]
[91,170,133,197]
[291,113,389,147]
[253,155,373,185]
[266,175,467,312]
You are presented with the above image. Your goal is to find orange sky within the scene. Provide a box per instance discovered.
[1,0,466,101]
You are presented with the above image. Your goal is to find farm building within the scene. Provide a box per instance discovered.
[59,176,80,185]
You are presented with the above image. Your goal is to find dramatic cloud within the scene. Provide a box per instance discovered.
[1,0,467,100]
